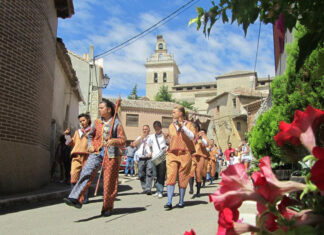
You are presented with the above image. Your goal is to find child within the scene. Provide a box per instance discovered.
[64,113,91,202]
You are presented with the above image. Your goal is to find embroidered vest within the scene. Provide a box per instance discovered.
[91,118,121,157]
[169,121,195,153]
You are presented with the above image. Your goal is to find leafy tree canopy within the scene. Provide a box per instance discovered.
[154,85,175,102]
[128,84,139,100]
[189,0,324,71]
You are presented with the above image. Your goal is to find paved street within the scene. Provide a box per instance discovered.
[0,175,256,235]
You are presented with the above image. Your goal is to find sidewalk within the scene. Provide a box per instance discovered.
[0,175,116,211]
[0,182,71,210]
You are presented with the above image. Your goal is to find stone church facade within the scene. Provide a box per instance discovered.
[145,35,273,149]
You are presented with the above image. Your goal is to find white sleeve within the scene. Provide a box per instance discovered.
[65,135,72,145]
[181,126,194,140]
[202,138,208,146]
[146,135,153,147]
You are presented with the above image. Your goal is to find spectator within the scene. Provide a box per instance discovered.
[125,142,137,177]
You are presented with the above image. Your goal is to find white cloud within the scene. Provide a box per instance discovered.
[59,1,275,98]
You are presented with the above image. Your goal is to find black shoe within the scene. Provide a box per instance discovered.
[63,198,82,209]
[189,190,193,194]
[146,190,152,195]
[83,198,89,204]
[177,203,184,208]
[101,211,112,217]
[164,203,172,210]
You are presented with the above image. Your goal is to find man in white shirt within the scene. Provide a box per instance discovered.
[134,125,153,195]
[147,121,167,198]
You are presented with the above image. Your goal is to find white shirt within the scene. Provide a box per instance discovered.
[134,136,151,161]
[147,133,167,156]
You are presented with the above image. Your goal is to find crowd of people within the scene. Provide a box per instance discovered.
[54,99,252,216]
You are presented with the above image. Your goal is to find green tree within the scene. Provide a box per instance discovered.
[128,84,139,100]
[189,0,324,71]
[154,85,175,102]
[249,25,324,163]
[178,100,195,111]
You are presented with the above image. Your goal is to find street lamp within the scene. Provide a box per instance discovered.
[92,74,110,91]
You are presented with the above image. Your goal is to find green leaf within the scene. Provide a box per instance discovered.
[296,31,323,71]
[188,17,198,27]
[302,155,316,162]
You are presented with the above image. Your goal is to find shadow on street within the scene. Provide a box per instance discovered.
[75,206,148,223]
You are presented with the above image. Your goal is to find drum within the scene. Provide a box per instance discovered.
[152,146,168,166]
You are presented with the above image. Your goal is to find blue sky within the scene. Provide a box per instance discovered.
[58,0,275,98]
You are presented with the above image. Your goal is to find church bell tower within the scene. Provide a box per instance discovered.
[145,35,180,100]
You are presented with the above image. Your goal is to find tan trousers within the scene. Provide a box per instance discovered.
[189,155,205,183]
[70,154,89,184]
[166,152,192,188]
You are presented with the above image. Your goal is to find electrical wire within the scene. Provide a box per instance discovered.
[94,0,200,59]
[254,19,262,72]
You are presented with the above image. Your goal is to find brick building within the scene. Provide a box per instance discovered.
[0,0,74,194]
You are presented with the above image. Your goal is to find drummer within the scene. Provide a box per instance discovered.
[147,121,168,199]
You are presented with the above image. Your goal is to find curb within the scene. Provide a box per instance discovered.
[0,188,70,210]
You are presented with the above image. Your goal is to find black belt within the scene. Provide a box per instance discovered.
[139,157,150,161]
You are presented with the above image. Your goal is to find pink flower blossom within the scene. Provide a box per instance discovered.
[183,229,196,235]
[252,157,305,203]
[209,164,265,211]
[217,208,239,235]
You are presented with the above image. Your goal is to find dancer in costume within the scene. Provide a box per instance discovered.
[200,129,209,188]
[189,122,209,198]
[164,105,196,209]
[206,139,218,184]
[64,113,91,203]
[64,99,126,217]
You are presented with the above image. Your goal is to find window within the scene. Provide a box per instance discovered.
[126,114,139,127]
[187,87,192,90]
[154,73,158,83]
[176,88,183,91]
[216,105,220,113]
[158,43,163,49]
[162,116,173,128]
[260,82,265,85]
[214,85,217,88]
[232,98,237,108]
[163,72,167,82]
[205,86,210,89]
[196,86,202,89]
[237,122,241,131]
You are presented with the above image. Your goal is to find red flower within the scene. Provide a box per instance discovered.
[217,208,239,235]
[278,195,299,220]
[209,164,265,211]
[256,203,278,232]
[310,146,324,193]
[183,229,196,235]
[252,157,305,203]
[274,106,324,147]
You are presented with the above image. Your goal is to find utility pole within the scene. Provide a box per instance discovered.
[87,45,94,113]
